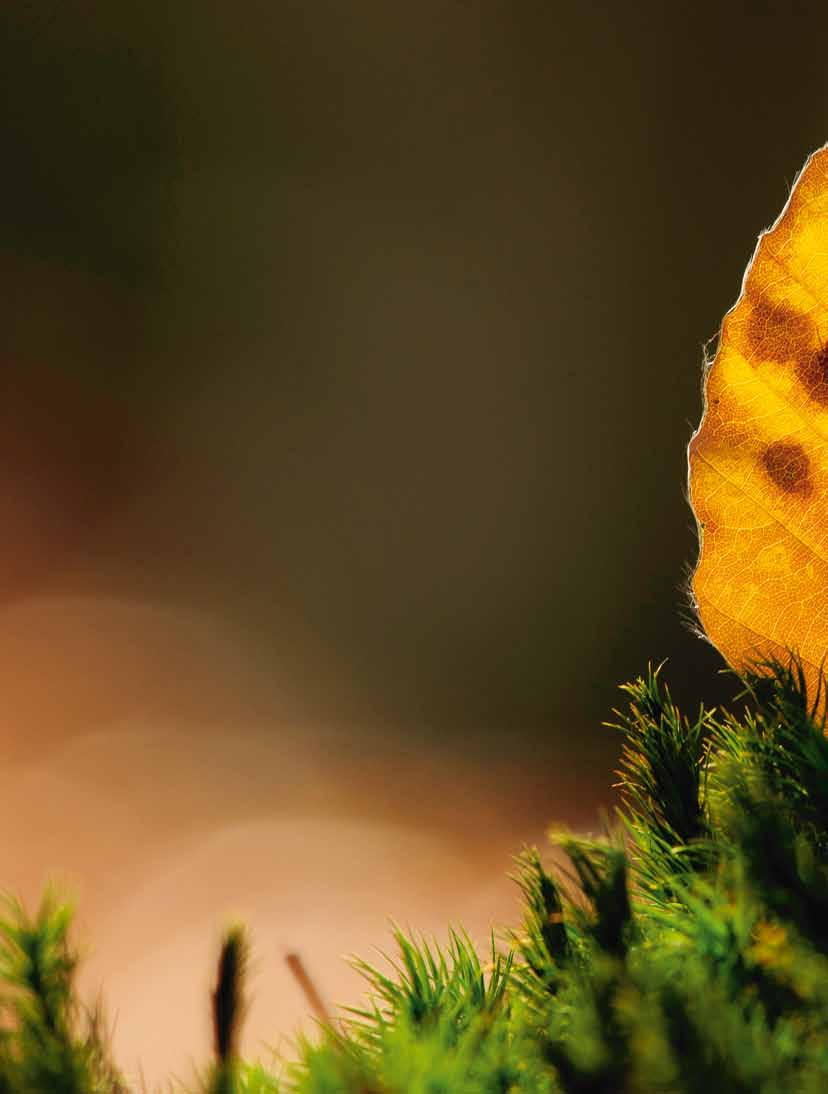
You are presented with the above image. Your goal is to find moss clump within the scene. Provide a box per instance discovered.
[9,655,828,1091]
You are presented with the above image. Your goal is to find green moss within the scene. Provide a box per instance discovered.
[10,655,828,1091]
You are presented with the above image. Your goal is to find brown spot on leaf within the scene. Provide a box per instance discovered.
[761,440,813,497]
[744,295,812,362]
[797,344,828,406]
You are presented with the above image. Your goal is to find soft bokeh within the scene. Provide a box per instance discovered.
[2,1,827,1083]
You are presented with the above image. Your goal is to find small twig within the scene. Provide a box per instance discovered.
[285,953,332,1026]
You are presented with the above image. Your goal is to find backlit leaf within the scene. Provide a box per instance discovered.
[688,146,828,698]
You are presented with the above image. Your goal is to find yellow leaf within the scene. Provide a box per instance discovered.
[688,146,828,698]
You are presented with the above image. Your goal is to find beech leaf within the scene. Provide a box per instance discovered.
[688,146,828,698]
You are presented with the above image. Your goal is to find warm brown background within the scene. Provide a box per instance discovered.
[1,1,827,1085]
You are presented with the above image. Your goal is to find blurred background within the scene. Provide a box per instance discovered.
[1,0,826,1083]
